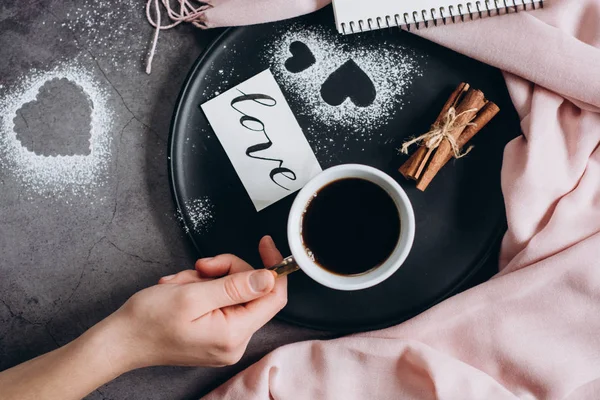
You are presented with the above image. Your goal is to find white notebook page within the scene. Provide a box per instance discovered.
[333,0,542,34]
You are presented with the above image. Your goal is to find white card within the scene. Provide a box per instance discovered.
[201,69,322,211]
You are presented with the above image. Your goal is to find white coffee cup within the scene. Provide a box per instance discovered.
[269,164,415,291]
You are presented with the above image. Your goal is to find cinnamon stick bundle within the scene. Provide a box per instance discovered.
[398,82,500,191]
[399,82,470,181]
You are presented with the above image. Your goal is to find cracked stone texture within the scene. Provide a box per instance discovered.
[0,1,332,399]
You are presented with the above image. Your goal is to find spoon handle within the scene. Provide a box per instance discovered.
[266,255,300,278]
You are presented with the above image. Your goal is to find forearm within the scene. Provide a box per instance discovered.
[0,245,286,399]
[0,317,133,400]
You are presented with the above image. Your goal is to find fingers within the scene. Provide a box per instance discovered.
[231,236,287,333]
[158,270,208,284]
[195,254,253,278]
[259,235,284,267]
[228,277,288,334]
[189,237,286,325]
[195,235,282,277]
[189,269,277,317]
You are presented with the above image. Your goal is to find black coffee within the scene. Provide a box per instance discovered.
[301,178,401,276]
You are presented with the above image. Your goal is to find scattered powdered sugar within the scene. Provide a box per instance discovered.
[176,208,190,234]
[201,54,238,99]
[179,197,215,234]
[61,0,143,70]
[266,26,423,134]
[0,63,113,196]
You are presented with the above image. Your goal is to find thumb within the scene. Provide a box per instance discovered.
[196,269,276,313]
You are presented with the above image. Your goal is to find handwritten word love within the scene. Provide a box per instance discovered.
[230,90,297,190]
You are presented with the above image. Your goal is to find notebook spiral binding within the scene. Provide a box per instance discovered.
[340,0,545,34]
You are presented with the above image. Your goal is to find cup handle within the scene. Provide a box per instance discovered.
[266,255,300,277]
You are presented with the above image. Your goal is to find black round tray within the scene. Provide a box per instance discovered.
[169,7,519,332]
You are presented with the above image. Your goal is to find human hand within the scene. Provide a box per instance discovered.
[101,236,287,371]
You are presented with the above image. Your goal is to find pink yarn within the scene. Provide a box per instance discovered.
[145,0,210,74]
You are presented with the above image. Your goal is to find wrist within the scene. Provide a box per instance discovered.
[76,313,141,378]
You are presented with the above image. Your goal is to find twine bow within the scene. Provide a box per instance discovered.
[400,107,478,158]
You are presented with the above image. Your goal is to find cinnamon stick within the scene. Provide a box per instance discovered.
[416,89,487,191]
[440,102,500,166]
[399,146,428,180]
[399,82,470,180]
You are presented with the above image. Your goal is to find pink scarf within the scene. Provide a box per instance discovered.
[196,0,600,398]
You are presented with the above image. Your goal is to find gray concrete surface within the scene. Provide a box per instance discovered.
[0,1,331,398]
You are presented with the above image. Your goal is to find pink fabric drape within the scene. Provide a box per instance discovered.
[200,0,331,28]
[203,0,600,398]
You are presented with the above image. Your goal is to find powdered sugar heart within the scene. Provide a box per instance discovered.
[266,25,424,133]
[0,63,113,197]
[285,41,316,73]
[13,78,93,157]
[320,59,376,107]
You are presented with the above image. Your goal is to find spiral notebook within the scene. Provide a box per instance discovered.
[332,0,545,34]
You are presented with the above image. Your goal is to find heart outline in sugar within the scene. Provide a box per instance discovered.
[0,64,113,192]
[320,59,377,108]
[13,78,93,157]
[284,41,317,73]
